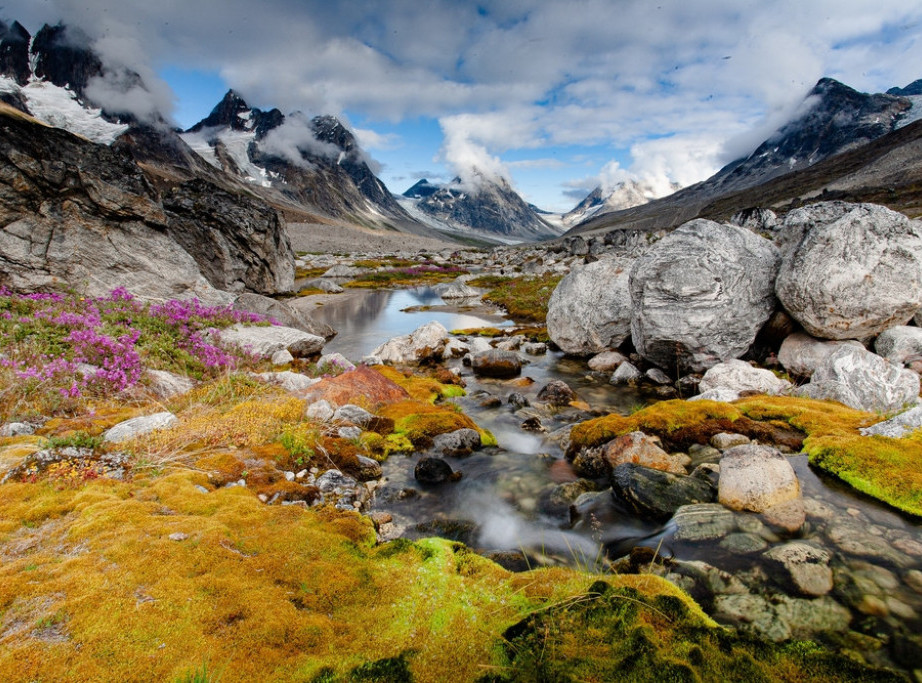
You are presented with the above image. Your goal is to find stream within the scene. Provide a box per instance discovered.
[307,286,922,671]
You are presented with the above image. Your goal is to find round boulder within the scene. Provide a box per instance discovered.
[546,257,633,356]
[777,332,863,378]
[718,444,800,514]
[630,219,780,372]
[698,359,791,396]
[775,202,922,340]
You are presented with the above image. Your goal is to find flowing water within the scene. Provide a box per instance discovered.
[308,286,922,669]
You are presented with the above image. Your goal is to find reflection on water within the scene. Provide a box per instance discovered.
[310,287,512,359]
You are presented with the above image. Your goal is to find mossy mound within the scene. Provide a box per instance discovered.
[373,366,465,403]
[378,400,496,449]
[570,396,922,517]
[481,582,905,683]
[0,472,750,683]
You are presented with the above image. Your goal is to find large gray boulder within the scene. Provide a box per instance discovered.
[232,293,335,339]
[777,332,863,378]
[775,202,922,340]
[797,345,919,413]
[546,257,633,355]
[630,220,780,372]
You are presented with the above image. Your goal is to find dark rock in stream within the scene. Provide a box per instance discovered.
[507,392,530,409]
[537,479,597,517]
[611,463,716,521]
[537,380,578,406]
[414,457,459,484]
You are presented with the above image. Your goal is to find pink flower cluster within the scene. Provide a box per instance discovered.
[0,288,274,399]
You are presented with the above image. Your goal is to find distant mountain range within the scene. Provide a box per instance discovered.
[567,77,920,236]
[401,175,561,243]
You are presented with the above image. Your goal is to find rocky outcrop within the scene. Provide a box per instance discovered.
[218,324,324,359]
[0,105,294,300]
[546,257,633,355]
[797,345,920,413]
[775,203,922,340]
[629,219,780,372]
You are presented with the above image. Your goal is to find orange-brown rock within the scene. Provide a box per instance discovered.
[603,431,690,475]
[296,365,409,410]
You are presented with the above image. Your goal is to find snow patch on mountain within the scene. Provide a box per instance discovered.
[0,75,128,145]
[896,96,922,129]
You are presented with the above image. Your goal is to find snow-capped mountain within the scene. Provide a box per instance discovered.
[571,77,917,235]
[0,20,424,232]
[401,174,561,243]
[181,90,412,225]
[562,179,681,228]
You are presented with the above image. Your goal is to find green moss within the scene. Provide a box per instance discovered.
[485,583,903,682]
[479,274,563,323]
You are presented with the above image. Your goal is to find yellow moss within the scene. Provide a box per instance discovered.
[0,437,44,471]
[39,405,142,437]
[373,365,465,404]
[570,399,743,449]
[379,400,492,448]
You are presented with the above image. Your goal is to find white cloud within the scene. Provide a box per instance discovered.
[4,0,921,193]
[259,115,341,168]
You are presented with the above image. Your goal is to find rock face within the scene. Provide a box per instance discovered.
[0,104,294,300]
[798,345,920,413]
[629,220,780,372]
[777,332,863,378]
[775,203,922,340]
[232,293,335,339]
[698,359,791,396]
[546,257,632,355]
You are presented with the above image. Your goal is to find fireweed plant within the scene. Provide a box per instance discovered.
[0,287,271,418]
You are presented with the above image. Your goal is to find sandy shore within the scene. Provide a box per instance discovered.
[286,222,459,254]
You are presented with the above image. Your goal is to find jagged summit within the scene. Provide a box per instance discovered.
[888,79,922,97]
[562,179,680,227]
[186,89,283,138]
[570,76,918,235]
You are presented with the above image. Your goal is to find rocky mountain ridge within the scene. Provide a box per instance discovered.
[571,77,917,235]
[401,174,561,242]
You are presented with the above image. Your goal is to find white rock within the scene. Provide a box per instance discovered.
[271,349,294,366]
[103,412,178,443]
[777,332,863,378]
[146,369,195,399]
[371,321,449,364]
[698,359,791,396]
[875,326,922,365]
[798,345,920,413]
[255,371,318,393]
[219,323,324,358]
[306,400,335,421]
[690,389,740,403]
[860,405,922,438]
[610,361,642,385]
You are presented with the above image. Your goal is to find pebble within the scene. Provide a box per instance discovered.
[168,533,189,542]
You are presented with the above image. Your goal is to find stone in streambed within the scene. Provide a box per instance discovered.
[610,463,716,521]
[414,457,457,484]
[472,349,522,378]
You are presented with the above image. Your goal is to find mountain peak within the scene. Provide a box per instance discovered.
[888,79,922,97]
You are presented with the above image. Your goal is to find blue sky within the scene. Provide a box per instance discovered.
[7,1,922,212]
